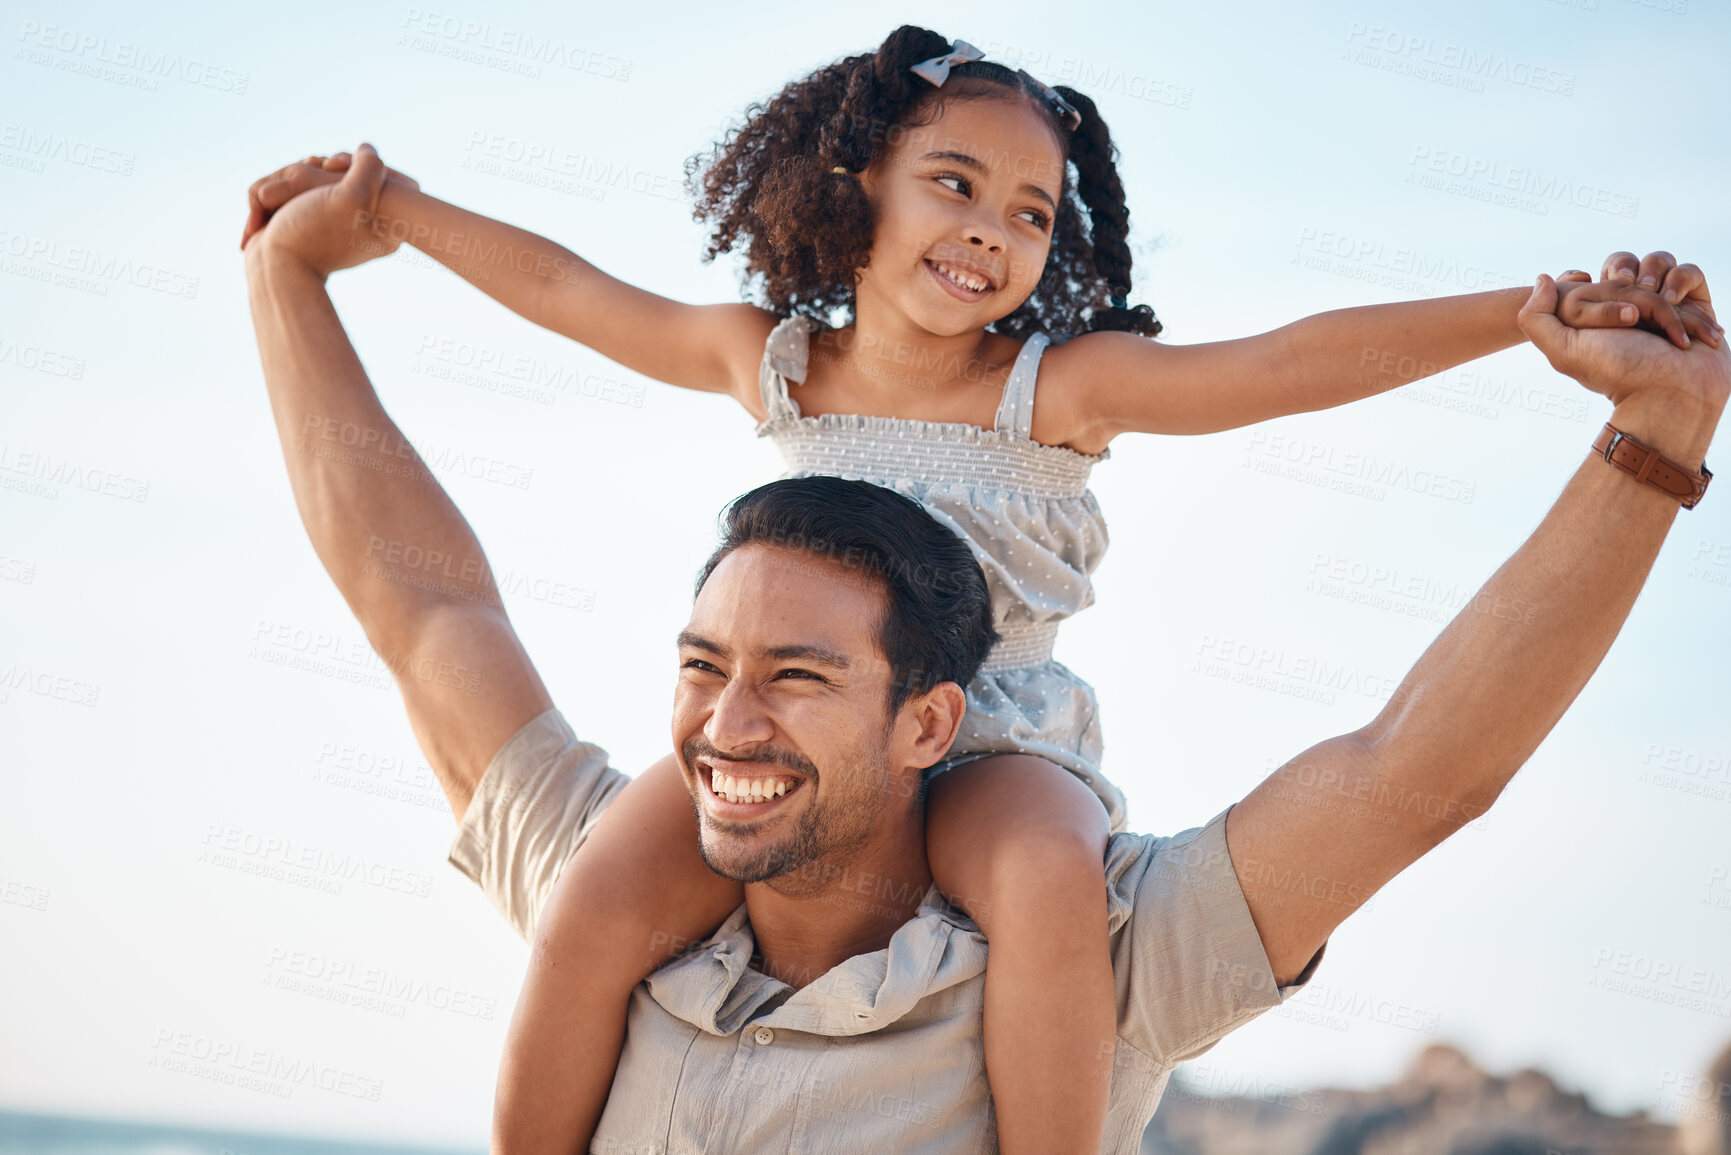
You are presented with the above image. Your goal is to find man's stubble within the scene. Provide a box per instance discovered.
[683,727,898,897]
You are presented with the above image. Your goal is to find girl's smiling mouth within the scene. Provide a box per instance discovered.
[926,258,997,299]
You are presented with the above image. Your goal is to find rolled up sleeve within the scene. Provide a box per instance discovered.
[446,707,630,943]
[1107,805,1324,1067]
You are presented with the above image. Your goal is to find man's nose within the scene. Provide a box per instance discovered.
[705,676,775,751]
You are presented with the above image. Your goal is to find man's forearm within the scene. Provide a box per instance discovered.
[1360,394,1716,816]
[1230,389,1717,985]
[244,245,501,640]
[1276,287,1530,414]
[367,182,591,336]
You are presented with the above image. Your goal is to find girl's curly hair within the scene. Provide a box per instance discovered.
[682,24,1161,342]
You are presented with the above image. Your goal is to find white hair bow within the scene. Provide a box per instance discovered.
[907,39,1082,131]
[909,40,985,86]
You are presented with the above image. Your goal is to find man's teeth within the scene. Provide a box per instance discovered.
[712,772,792,804]
[933,261,989,292]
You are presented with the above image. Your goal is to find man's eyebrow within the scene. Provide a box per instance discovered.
[676,630,727,657]
[762,644,850,670]
[921,150,1058,212]
[676,633,851,671]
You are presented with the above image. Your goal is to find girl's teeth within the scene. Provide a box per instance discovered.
[935,262,987,292]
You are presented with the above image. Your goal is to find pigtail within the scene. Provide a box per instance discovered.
[805,27,960,291]
[1055,85,1162,339]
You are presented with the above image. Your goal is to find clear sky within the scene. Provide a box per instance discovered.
[3,0,1729,1146]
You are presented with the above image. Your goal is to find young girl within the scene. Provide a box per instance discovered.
[258,25,1712,1153]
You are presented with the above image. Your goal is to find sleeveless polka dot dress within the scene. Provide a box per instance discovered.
[756,314,1126,833]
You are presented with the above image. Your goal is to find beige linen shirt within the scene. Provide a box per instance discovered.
[448,708,1323,1154]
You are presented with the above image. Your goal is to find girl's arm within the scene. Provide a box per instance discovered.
[491,755,743,1155]
[1049,267,1719,449]
[282,157,780,416]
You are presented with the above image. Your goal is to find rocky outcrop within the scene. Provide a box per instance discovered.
[1678,1040,1731,1155]
[1142,1043,1684,1154]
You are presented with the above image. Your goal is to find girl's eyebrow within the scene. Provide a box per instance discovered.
[920,150,1058,212]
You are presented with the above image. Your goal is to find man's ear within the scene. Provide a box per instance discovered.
[902,680,967,771]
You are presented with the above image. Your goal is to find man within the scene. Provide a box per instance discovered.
[243,145,1726,1152]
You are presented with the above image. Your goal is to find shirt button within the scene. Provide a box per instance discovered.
[754,1026,775,1046]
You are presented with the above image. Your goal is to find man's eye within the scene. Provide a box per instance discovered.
[681,658,720,673]
[776,669,825,682]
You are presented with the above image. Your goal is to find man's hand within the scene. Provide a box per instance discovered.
[240,143,418,271]
[1521,270,1729,465]
[1552,251,1721,350]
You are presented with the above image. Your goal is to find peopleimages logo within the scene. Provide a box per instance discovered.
[200,823,437,898]
[14,21,251,94]
[1292,227,1527,295]
[1342,23,1576,96]
[264,946,498,1020]
[398,9,631,80]
[0,123,136,174]
[0,228,199,299]
[148,1029,383,1101]
[1407,146,1640,219]
[1242,430,1477,505]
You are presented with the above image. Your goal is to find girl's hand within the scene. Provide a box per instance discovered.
[1551,251,1721,350]
[241,146,419,252]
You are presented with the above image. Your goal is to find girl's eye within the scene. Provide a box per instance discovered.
[936,172,1049,230]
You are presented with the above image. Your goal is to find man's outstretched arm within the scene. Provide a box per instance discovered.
[244,145,551,821]
[1226,269,1727,985]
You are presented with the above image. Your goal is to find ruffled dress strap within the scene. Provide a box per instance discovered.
[757,314,816,422]
[991,331,1052,437]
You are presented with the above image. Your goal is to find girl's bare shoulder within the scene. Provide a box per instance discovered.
[1030,329,1174,455]
[699,302,783,421]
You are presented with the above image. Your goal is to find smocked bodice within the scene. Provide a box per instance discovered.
[754,315,1109,674]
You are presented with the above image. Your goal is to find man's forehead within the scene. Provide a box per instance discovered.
[687,544,887,662]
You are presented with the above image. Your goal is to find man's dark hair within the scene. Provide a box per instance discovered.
[695,476,1000,713]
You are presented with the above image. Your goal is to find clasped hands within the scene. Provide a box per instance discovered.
[240,142,421,277]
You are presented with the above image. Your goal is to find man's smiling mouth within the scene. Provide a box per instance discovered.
[703,762,804,807]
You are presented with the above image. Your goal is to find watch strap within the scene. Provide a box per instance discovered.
[1591,422,1712,510]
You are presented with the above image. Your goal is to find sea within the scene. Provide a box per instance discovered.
[0,1113,482,1155]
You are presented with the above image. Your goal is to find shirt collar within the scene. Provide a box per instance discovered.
[644,882,986,1036]
[644,837,1146,1037]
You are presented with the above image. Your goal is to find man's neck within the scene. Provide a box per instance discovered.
[742,811,933,991]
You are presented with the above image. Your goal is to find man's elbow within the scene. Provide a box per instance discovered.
[1354,723,1504,844]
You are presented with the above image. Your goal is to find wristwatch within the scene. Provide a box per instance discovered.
[1591,422,1712,510]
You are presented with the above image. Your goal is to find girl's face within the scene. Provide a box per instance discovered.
[856,93,1065,336]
